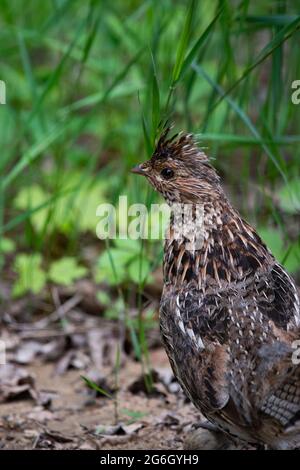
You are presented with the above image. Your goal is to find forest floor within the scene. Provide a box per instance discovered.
[0,348,201,450]
[0,284,207,450]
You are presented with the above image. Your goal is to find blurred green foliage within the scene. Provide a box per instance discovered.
[0,0,299,306]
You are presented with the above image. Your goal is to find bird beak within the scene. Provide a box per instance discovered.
[131,164,147,176]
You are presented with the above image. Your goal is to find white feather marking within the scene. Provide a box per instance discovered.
[197,335,205,351]
[178,320,185,334]
[186,327,196,341]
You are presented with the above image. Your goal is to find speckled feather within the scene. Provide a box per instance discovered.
[133,127,300,449]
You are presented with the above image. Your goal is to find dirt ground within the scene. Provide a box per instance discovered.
[0,281,244,451]
[0,345,205,450]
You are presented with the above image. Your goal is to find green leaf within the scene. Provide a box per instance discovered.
[0,237,15,254]
[2,184,77,236]
[128,256,152,284]
[104,297,124,321]
[114,238,141,253]
[75,183,107,232]
[258,228,300,274]
[257,227,284,261]
[12,175,108,237]
[96,290,111,306]
[95,248,135,285]
[284,243,300,274]
[49,257,88,286]
[13,253,46,298]
[14,184,49,231]
[278,179,300,214]
[120,408,148,421]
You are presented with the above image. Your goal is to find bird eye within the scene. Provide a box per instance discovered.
[160,168,174,180]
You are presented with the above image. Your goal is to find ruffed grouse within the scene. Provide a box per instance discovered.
[132,127,300,449]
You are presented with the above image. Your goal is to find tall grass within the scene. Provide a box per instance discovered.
[0,0,299,368]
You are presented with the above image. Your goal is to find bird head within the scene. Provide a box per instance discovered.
[131,126,220,204]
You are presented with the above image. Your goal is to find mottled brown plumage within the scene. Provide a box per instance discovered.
[132,127,300,449]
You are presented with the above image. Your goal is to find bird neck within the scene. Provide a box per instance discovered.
[163,198,270,290]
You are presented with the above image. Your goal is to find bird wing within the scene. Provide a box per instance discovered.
[160,289,230,413]
[224,262,300,438]
[161,262,300,443]
[255,262,300,330]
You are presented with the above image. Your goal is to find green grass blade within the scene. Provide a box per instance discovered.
[2,125,66,189]
[150,50,160,144]
[180,5,223,79]
[81,376,112,399]
[193,63,288,183]
[211,14,300,112]
[172,0,196,83]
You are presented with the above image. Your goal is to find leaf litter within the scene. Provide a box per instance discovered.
[0,285,246,450]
